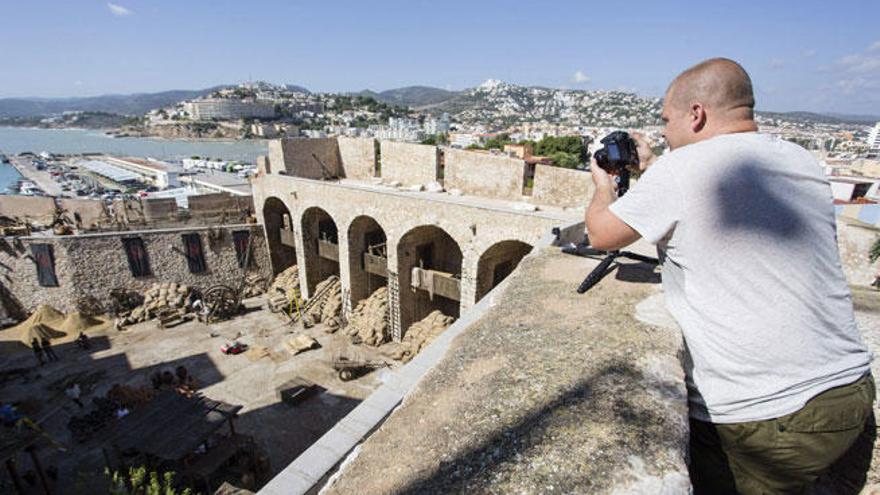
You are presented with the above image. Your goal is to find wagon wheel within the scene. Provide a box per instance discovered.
[204,285,238,321]
[338,369,354,381]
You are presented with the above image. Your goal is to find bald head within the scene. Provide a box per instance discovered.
[666,58,755,121]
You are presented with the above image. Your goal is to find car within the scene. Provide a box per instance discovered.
[220,341,248,355]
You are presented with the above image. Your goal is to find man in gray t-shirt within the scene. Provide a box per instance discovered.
[586,58,874,494]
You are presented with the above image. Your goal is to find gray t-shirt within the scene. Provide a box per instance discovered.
[609,132,871,424]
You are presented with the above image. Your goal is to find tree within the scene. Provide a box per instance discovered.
[549,151,579,169]
[483,133,513,150]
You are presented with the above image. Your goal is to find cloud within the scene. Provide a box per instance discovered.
[769,58,785,69]
[802,49,816,58]
[837,41,880,73]
[107,3,133,16]
[572,70,590,84]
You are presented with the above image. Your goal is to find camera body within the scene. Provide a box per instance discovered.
[593,131,639,175]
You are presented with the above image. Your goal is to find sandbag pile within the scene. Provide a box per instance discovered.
[120,282,191,326]
[305,276,342,331]
[390,310,455,363]
[344,287,389,346]
[284,334,320,355]
[242,273,267,298]
[269,265,300,295]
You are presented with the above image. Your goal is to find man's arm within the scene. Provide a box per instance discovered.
[586,164,641,251]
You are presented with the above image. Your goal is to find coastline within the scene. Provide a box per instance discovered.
[0,125,269,144]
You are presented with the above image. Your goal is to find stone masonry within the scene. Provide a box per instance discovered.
[531,163,595,208]
[380,141,438,187]
[337,137,377,180]
[252,174,579,340]
[0,224,270,314]
[443,148,525,201]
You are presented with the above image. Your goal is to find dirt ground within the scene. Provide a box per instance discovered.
[0,297,395,494]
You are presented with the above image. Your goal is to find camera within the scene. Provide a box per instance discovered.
[592,131,639,175]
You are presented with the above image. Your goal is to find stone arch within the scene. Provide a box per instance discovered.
[475,240,532,302]
[301,206,340,294]
[397,224,463,333]
[348,215,388,305]
[262,197,297,276]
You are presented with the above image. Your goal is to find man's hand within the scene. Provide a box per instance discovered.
[586,158,641,251]
[630,132,658,171]
[589,157,617,193]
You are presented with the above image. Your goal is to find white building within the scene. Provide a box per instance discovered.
[448,132,480,148]
[185,98,276,120]
[424,113,451,135]
[868,122,880,153]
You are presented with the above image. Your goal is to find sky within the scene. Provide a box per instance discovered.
[1,0,879,115]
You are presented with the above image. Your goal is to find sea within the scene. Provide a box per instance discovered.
[0,126,269,192]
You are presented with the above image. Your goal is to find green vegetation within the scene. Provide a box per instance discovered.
[524,135,587,169]
[420,133,449,146]
[483,133,513,150]
[106,467,195,495]
[870,237,880,264]
[327,95,409,121]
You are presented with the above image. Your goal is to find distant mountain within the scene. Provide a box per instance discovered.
[0,86,229,118]
[284,84,311,94]
[756,111,879,126]
[357,86,459,108]
[823,112,880,125]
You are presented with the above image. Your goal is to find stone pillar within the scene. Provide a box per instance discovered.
[291,201,311,299]
[337,225,353,319]
[459,249,479,311]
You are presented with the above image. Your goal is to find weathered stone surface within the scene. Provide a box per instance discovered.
[337,137,376,180]
[380,141,437,187]
[836,218,880,286]
[0,224,270,314]
[323,248,690,494]
[531,163,595,209]
[443,148,524,201]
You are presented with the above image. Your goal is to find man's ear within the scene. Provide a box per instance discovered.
[690,103,707,133]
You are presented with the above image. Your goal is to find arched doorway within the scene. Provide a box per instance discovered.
[262,197,297,275]
[348,216,388,305]
[301,207,339,294]
[397,225,462,333]
[475,240,532,302]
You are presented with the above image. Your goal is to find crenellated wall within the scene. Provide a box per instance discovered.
[379,141,438,187]
[443,148,524,201]
[531,163,594,208]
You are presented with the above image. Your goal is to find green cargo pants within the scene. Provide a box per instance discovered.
[689,374,876,494]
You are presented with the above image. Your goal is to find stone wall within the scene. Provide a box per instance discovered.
[142,197,179,222]
[837,218,880,285]
[443,148,524,201]
[252,174,578,339]
[0,224,270,314]
[269,138,342,179]
[380,141,438,187]
[188,193,254,217]
[59,198,108,230]
[0,195,56,223]
[531,164,594,209]
[338,137,376,180]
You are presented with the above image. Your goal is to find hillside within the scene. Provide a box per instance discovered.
[362,86,458,108]
[425,79,663,127]
[0,86,228,118]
